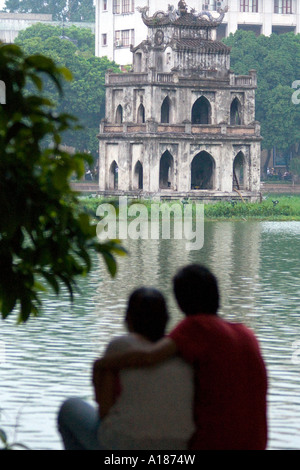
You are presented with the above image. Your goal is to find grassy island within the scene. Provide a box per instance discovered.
[77,194,300,222]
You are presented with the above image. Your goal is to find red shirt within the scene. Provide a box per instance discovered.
[169,314,268,450]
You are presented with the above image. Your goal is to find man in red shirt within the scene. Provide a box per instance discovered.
[95,264,268,450]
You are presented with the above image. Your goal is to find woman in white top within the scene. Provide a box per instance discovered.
[58,287,195,450]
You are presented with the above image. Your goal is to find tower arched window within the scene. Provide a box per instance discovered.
[109,160,118,190]
[191,151,215,189]
[233,152,245,190]
[230,98,242,125]
[133,160,143,189]
[115,105,123,124]
[159,151,174,189]
[191,96,211,124]
[137,103,145,123]
[161,96,171,124]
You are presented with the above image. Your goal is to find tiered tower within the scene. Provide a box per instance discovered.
[98,2,261,201]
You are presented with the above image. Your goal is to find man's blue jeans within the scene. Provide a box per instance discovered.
[57,397,105,450]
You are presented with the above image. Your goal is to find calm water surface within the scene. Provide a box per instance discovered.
[1,220,300,450]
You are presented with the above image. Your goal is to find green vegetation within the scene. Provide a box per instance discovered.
[14,23,120,166]
[223,31,300,172]
[78,195,300,222]
[0,43,126,323]
[203,195,300,220]
[3,0,95,22]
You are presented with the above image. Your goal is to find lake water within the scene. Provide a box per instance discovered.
[1,220,300,450]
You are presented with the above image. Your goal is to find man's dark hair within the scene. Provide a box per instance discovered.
[173,264,219,315]
[125,287,169,342]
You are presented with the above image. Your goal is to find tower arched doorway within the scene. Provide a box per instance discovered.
[137,103,145,123]
[133,161,143,190]
[159,151,174,189]
[233,152,244,190]
[115,105,123,124]
[109,160,118,190]
[161,96,171,124]
[230,98,242,125]
[191,96,211,124]
[191,151,215,189]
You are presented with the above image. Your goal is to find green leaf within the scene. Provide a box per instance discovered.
[28,72,43,91]
[78,212,92,234]
[18,296,33,323]
[0,428,8,445]
[59,66,73,82]
[41,272,60,295]
[101,251,117,277]
[52,166,70,190]
[1,291,17,319]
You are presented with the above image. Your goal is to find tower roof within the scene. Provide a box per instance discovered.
[174,37,230,53]
[137,2,228,29]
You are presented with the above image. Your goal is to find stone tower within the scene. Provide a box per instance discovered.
[98,2,261,201]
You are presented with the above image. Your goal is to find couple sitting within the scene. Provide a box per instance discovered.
[58,264,268,450]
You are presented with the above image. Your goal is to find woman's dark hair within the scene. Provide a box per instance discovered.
[173,264,219,316]
[125,287,169,342]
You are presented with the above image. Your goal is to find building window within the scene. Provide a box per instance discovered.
[103,0,108,10]
[122,30,130,47]
[202,0,218,10]
[122,0,130,13]
[113,0,121,14]
[115,30,121,45]
[115,29,133,47]
[102,34,107,46]
[274,0,292,13]
[240,0,258,12]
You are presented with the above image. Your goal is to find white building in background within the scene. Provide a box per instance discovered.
[95,0,300,64]
[0,12,95,44]
[0,0,97,44]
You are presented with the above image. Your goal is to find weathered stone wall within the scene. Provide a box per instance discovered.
[98,131,261,194]
[105,78,257,127]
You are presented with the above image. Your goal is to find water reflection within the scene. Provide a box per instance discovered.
[1,221,300,450]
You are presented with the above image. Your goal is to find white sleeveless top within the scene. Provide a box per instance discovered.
[98,333,195,450]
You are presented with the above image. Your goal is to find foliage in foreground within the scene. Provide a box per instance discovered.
[0,423,29,450]
[0,43,126,323]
